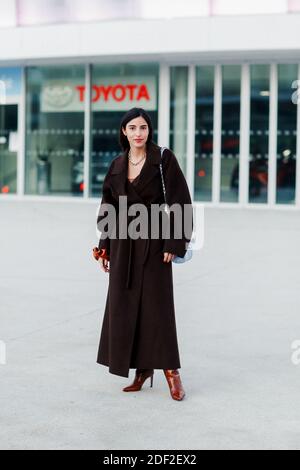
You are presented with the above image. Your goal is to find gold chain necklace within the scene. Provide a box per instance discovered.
[128,149,146,166]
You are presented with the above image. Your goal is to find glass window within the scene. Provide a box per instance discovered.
[249,65,270,203]
[0,105,18,195]
[276,64,297,205]
[220,65,241,203]
[25,65,85,196]
[194,66,214,202]
[0,67,22,196]
[90,63,159,198]
[170,66,188,175]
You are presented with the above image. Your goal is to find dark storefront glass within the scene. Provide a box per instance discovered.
[249,65,270,204]
[0,67,21,195]
[0,105,18,194]
[220,65,241,203]
[25,66,85,196]
[194,66,214,201]
[90,63,159,198]
[170,66,188,175]
[276,64,297,204]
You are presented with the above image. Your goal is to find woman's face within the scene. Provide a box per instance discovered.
[122,116,149,151]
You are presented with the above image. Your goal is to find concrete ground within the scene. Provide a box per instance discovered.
[0,200,300,450]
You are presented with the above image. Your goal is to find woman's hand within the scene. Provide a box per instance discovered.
[98,257,110,273]
[163,252,176,263]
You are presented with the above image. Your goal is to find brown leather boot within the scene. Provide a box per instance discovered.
[163,369,186,401]
[122,369,154,392]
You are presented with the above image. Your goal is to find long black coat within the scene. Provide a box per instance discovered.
[96,141,193,377]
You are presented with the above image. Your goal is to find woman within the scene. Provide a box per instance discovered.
[94,107,193,401]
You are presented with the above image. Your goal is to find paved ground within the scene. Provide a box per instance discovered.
[0,200,300,450]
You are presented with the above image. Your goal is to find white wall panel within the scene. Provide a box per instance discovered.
[1,14,300,64]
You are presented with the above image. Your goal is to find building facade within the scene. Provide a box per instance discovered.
[1,0,300,208]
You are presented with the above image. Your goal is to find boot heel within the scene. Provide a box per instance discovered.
[123,369,154,392]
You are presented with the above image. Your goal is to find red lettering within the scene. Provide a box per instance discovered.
[75,83,151,103]
[99,86,113,102]
[76,86,85,102]
[112,84,126,102]
[137,84,150,101]
[92,85,100,103]
[127,84,138,100]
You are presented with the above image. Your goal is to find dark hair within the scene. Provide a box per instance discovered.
[119,107,155,151]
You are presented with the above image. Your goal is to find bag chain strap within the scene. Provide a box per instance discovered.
[159,147,170,216]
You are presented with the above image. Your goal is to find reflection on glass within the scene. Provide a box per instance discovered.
[194,66,214,202]
[276,64,297,204]
[0,105,18,195]
[90,63,159,198]
[25,66,85,196]
[170,66,188,175]
[249,65,270,203]
[220,65,241,202]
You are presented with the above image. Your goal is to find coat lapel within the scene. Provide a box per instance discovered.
[110,141,162,200]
